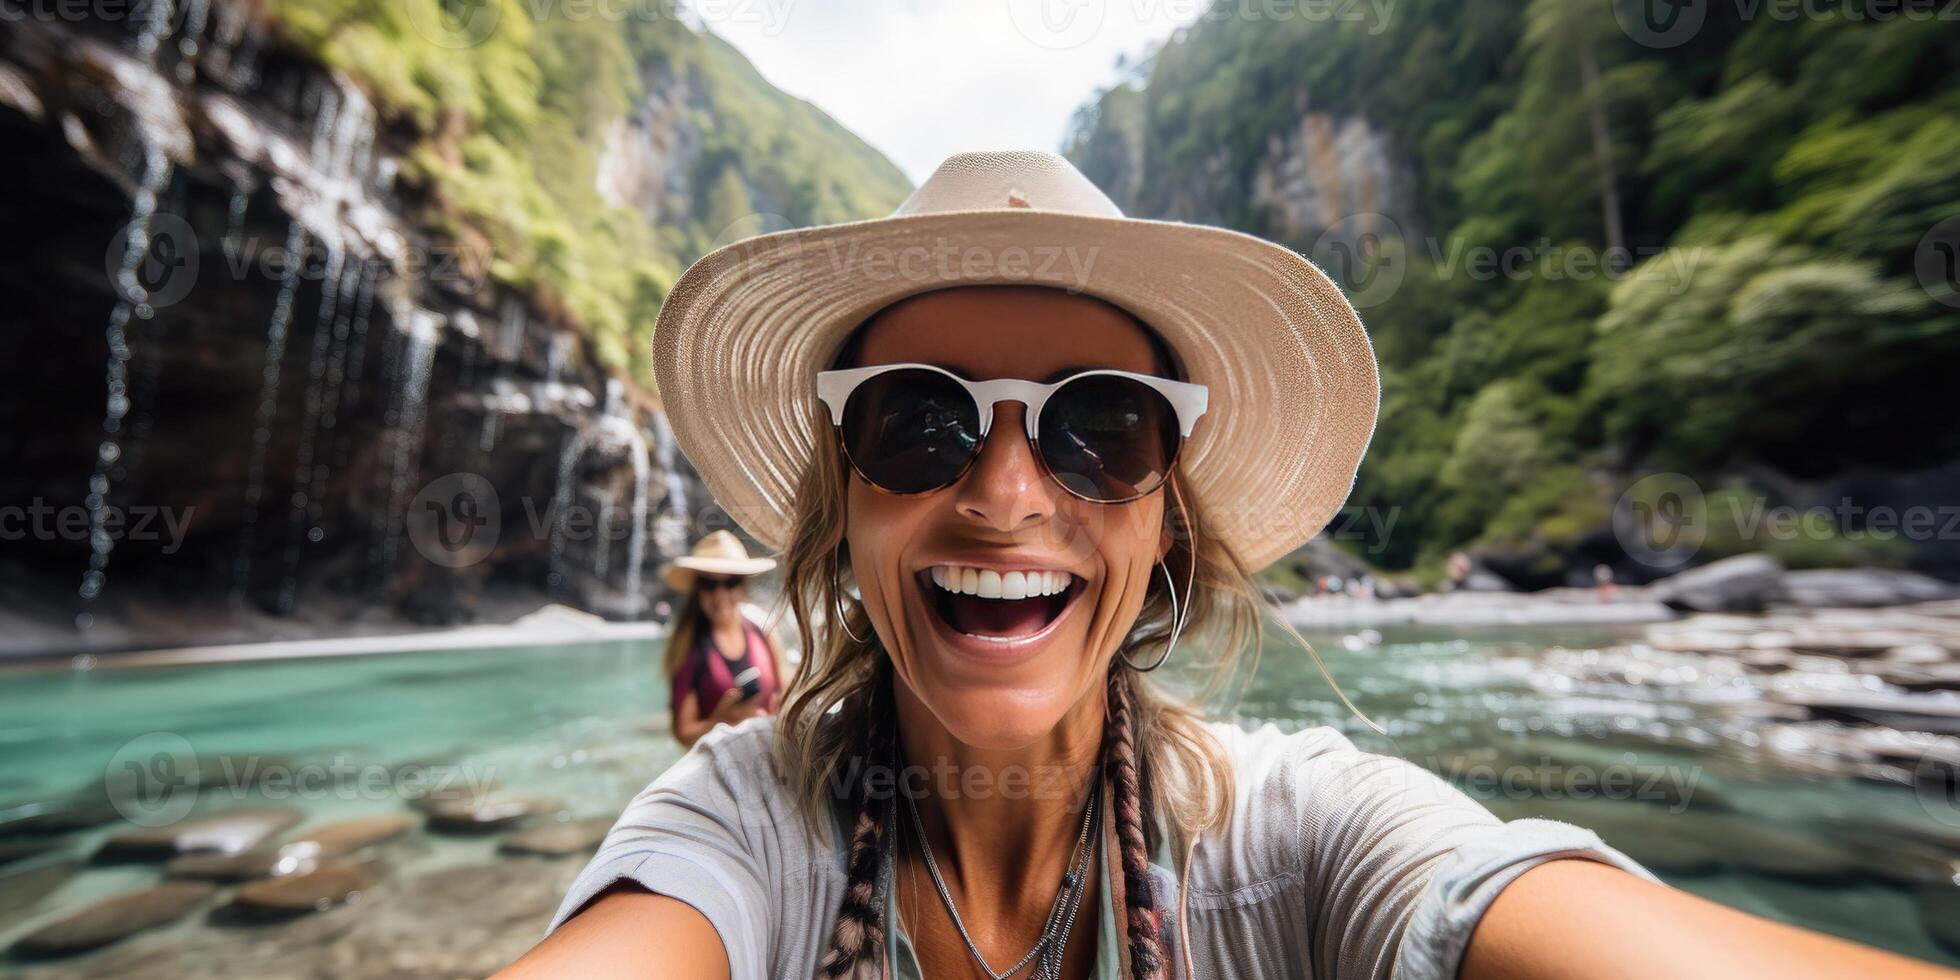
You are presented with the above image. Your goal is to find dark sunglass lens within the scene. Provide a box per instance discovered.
[1038,376,1180,501]
[840,369,982,493]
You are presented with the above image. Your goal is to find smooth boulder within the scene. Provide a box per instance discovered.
[0,858,80,919]
[10,881,216,955]
[97,806,304,861]
[423,797,563,834]
[499,817,613,857]
[1650,554,1784,613]
[1782,569,1957,609]
[229,864,376,918]
[165,812,417,881]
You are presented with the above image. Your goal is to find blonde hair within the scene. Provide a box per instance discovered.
[779,300,1370,977]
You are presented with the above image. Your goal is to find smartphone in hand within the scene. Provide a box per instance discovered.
[732,666,763,701]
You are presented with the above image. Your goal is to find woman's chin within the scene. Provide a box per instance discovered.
[903,660,1084,751]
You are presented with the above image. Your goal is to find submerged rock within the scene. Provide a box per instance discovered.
[422,797,563,834]
[1920,871,1960,956]
[499,817,613,857]
[10,881,216,955]
[164,846,310,882]
[0,859,79,919]
[164,813,416,881]
[97,806,304,861]
[229,864,376,918]
[297,813,417,857]
[0,837,57,868]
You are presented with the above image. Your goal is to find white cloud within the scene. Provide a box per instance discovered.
[693,0,1196,185]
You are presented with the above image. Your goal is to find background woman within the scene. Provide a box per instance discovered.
[659,530,790,750]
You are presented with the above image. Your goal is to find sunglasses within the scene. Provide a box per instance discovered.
[696,576,744,592]
[816,363,1208,503]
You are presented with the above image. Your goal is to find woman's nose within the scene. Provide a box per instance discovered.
[952,402,1055,532]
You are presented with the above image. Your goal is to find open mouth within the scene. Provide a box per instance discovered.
[920,565,1083,641]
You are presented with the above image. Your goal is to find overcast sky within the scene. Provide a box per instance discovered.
[695,0,1200,184]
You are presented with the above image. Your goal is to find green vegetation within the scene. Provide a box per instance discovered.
[1068,0,1960,582]
[265,0,909,383]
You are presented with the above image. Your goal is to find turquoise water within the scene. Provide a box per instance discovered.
[1,625,1956,968]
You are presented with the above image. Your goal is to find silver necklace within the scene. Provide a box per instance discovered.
[901,783,1099,980]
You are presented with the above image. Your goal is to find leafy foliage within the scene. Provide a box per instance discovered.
[265,0,909,384]
[1069,0,1960,578]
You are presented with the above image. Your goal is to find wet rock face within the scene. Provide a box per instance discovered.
[0,0,704,656]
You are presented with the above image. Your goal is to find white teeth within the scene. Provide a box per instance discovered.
[929,565,1075,599]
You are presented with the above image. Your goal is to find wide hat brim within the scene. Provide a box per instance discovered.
[653,208,1379,573]
[661,554,778,591]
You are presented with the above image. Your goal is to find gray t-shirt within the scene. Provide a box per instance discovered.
[548,717,1654,978]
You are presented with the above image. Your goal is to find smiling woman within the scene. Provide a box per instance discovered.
[499,151,1954,980]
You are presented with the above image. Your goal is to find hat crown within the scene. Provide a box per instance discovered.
[891,150,1125,220]
[688,529,754,562]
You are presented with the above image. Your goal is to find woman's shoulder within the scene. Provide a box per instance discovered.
[1194,719,1487,846]
[646,717,797,816]
[1200,718,1394,788]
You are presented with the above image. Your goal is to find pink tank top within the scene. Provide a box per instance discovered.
[670,618,780,716]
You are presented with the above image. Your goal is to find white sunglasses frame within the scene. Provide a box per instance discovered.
[815,362,1209,501]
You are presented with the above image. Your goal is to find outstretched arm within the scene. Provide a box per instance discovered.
[497,884,729,980]
[1463,859,1956,980]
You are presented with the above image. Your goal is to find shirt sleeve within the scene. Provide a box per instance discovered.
[1221,724,1658,980]
[547,720,780,979]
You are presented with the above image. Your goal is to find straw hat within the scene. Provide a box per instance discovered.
[660,530,778,591]
[653,150,1379,572]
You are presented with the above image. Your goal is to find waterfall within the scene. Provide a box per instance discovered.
[277,258,361,613]
[229,220,307,604]
[374,307,441,575]
[77,141,174,613]
[547,426,592,600]
[599,381,651,616]
[173,0,210,84]
[330,265,378,476]
[132,0,175,62]
[481,299,527,454]
[650,411,691,558]
[546,332,571,385]
[222,177,252,264]
[620,421,652,616]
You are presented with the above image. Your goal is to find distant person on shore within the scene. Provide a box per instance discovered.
[1593,563,1619,601]
[658,531,790,750]
[1447,549,1473,590]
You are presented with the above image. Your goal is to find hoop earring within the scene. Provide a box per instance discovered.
[832,550,870,644]
[1121,555,1193,672]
